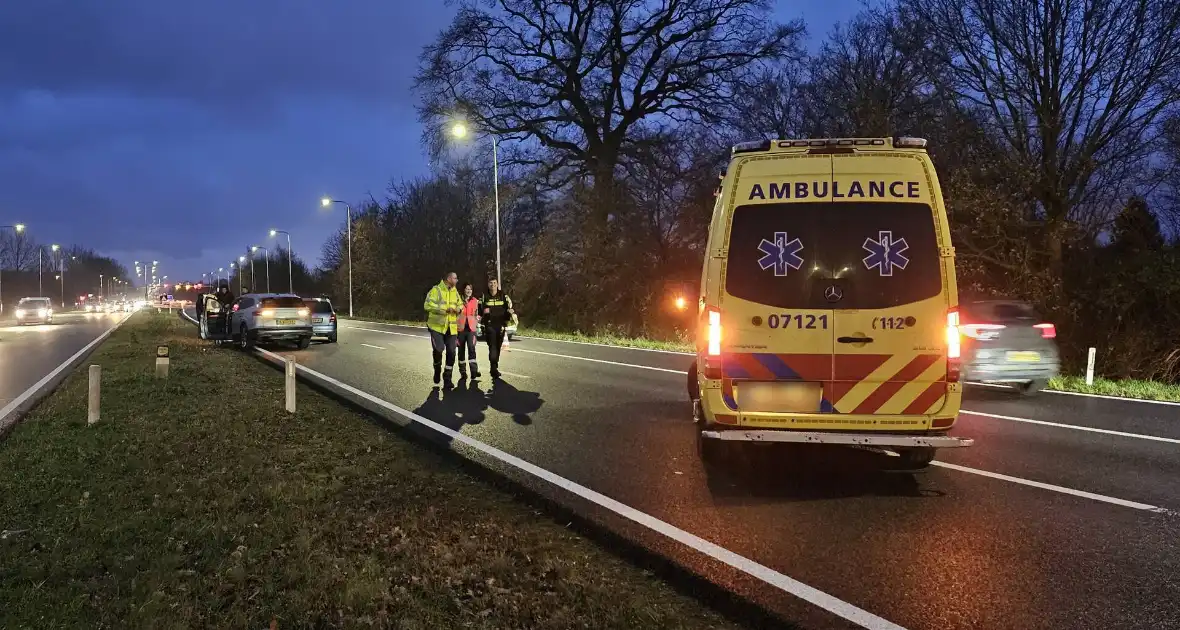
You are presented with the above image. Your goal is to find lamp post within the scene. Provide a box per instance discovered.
[37,247,42,296]
[217,268,224,284]
[320,198,353,316]
[251,246,270,293]
[0,224,26,314]
[51,244,62,307]
[99,273,104,300]
[269,229,293,293]
[450,122,502,286]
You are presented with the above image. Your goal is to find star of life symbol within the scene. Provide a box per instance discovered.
[862,230,910,276]
[757,232,804,276]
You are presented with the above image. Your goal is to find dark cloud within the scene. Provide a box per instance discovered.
[0,0,434,110]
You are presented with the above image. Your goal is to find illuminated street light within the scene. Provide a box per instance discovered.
[321,198,353,316]
[449,121,503,286]
[269,229,293,293]
[251,246,271,292]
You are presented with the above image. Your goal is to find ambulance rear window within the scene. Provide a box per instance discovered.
[725,201,942,310]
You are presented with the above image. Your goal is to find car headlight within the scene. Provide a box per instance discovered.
[14,309,25,317]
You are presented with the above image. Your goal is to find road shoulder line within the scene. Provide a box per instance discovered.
[932,462,1174,514]
[961,409,1180,445]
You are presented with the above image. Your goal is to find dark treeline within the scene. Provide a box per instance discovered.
[0,230,129,310]
[317,0,1180,381]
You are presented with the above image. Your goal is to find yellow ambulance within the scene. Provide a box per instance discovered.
[690,137,974,469]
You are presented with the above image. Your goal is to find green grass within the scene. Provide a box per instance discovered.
[1048,375,1180,402]
[0,313,741,629]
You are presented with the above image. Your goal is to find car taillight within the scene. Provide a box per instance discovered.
[297,308,310,317]
[946,308,961,382]
[703,306,723,379]
[329,314,336,323]
[1034,322,1056,339]
[232,303,239,312]
[255,308,275,318]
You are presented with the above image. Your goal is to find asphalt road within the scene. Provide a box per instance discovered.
[0,311,126,411]
[192,312,1180,630]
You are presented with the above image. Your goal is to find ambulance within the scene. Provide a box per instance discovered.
[689,137,974,469]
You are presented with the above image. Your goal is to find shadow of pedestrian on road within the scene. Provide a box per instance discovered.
[485,378,544,425]
[413,379,489,438]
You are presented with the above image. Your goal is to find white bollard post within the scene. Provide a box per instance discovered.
[285,357,296,413]
[1085,347,1096,386]
[87,365,101,425]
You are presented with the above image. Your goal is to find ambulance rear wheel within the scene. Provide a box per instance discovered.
[895,447,936,470]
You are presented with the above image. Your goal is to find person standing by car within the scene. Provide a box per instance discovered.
[481,278,514,379]
[424,272,463,388]
[456,283,482,379]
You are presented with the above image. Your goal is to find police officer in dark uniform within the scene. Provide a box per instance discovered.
[480,278,514,379]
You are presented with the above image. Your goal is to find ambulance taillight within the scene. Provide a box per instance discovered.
[946,308,962,383]
[704,307,723,379]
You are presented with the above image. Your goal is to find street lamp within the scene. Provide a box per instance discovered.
[269,229,293,293]
[321,198,353,317]
[450,122,503,286]
[0,223,26,314]
[251,246,271,293]
[51,245,63,307]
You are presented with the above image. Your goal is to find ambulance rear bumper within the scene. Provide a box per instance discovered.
[700,429,973,449]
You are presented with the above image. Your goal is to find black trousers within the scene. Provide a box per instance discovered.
[485,326,506,368]
[429,329,457,370]
[457,330,477,366]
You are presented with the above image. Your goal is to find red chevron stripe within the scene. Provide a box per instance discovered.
[852,354,942,415]
[902,381,947,415]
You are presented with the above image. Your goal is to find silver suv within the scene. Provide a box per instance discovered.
[960,300,1060,395]
[229,293,312,349]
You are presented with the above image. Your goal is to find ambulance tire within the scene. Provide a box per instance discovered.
[895,447,936,470]
[687,361,700,401]
[696,423,725,464]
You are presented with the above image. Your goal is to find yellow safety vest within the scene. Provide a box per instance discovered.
[424,281,462,334]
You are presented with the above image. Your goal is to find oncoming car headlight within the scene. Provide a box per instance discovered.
[14,309,26,318]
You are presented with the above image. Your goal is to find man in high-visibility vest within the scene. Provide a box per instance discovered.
[424,271,463,388]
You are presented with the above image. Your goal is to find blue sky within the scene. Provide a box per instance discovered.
[0,0,861,283]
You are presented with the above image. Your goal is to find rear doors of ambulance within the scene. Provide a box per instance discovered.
[720,148,951,425]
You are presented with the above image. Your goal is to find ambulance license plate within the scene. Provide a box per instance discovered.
[1006,351,1041,362]
[737,382,822,413]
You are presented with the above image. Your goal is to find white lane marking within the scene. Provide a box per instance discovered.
[931,462,1173,514]
[971,381,1180,407]
[360,343,386,350]
[254,347,906,630]
[342,318,694,355]
[497,370,530,379]
[348,326,691,375]
[961,409,1180,445]
[0,313,132,431]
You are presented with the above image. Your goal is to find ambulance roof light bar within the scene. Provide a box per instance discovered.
[733,137,928,154]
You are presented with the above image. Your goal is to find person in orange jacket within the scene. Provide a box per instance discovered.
[456,282,482,379]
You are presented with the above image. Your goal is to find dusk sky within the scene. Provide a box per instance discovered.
[0,0,859,283]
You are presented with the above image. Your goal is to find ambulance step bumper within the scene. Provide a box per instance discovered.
[700,430,974,449]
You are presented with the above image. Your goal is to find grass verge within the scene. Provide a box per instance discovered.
[1048,375,1180,402]
[0,312,741,629]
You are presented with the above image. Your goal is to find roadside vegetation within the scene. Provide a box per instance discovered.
[0,313,741,629]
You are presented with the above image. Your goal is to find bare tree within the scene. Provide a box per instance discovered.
[728,59,810,140]
[904,0,1180,279]
[0,230,38,271]
[415,0,805,195]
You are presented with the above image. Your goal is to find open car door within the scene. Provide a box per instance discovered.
[198,293,234,342]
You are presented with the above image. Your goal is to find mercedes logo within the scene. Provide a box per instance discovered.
[824,285,843,302]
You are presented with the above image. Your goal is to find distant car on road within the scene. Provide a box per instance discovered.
[960,299,1060,395]
[304,297,338,343]
[228,293,312,350]
[14,297,53,325]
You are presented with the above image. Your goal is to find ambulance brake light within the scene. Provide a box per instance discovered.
[707,308,722,356]
[946,308,962,383]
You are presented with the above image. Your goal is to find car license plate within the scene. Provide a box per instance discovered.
[313,317,324,323]
[736,382,822,413]
[1006,351,1041,362]
[276,318,297,326]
